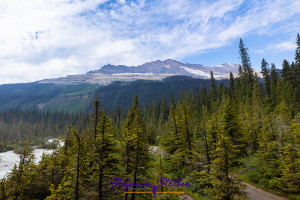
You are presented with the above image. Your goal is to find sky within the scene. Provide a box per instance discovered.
[0,0,299,84]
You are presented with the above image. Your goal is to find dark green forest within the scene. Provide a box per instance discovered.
[0,76,228,113]
[0,109,89,153]
[0,34,300,200]
[0,83,97,112]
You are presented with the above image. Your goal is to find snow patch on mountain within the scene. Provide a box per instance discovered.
[183,67,210,77]
[38,59,240,85]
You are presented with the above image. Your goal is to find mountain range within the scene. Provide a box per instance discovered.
[0,59,237,112]
[38,59,239,85]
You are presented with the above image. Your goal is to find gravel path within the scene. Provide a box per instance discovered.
[178,183,289,200]
[244,182,288,200]
[179,194,193,200]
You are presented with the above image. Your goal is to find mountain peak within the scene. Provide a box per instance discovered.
[41,59,239,85]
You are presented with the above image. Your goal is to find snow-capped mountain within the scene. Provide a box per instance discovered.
[89,59,239,77]
[39,59,239,85]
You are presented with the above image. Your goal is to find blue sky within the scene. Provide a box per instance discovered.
[0,0,299,84]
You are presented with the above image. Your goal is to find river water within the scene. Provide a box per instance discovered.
[0,139,64,179]
[0,148,54,179]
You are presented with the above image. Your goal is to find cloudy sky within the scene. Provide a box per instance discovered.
[0,0,299,84]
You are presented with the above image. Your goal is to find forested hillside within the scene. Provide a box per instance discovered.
[94,76,228,110]
[0,83,97,112]
[0,35,299,200]
[0,76,228,113]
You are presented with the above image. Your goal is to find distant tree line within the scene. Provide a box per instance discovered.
[0,108,89,152]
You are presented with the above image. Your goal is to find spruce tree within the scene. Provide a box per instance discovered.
[261,58,270,96]
[280,121,300,193]
[250,74,262,153]
[281,60,291,82]
[91,113,119,200]
[6,142,34,200]
[270,63,278,108]
[208,97,247,199]
[209,71,217,104]
[209,136,245,199]
[229,72,234,99]
[239,39,252,74]
[72,130,81,200]
[209,71,217,111]
[295,33,300,67]
[93,95,100,140]
[239,38,254,99]
[223,97,243,153]
[0,177,6,200]
[162,104,179,154]
[120,94,150,200]
[169,101,195,176]
[294,33,300,112]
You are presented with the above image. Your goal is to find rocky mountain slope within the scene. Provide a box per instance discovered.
[0,59,238,112]
[39,59,239,85]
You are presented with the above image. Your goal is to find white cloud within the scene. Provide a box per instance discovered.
[268,41,297,52]
[252,49,265,54]
[0,0,299,84]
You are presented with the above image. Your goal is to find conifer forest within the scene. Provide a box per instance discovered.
[0,35,300,200]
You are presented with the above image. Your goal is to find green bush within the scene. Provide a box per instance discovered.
[38,139,60,149]
[13,144,33,154]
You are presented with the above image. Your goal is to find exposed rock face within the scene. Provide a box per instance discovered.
[89,59,239,78]
[39,59,239,85]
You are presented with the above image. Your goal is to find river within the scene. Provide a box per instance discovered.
[0,139,63,179]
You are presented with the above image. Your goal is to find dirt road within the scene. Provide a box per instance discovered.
[179,182,289,200]
[244,182,288,200]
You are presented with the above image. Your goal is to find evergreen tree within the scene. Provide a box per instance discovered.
[162,104,179,154]
[120,95,150,200]
[93,95,100,140]
[6,142,35,200]
[239,38,254,99]
[73,130,81,200]
[239,38,252,74]
[295,33,300,67]
[280,121,300,193]
[256,114,282,189]
[0,177,6,200]
[90,113,119,200]
[209,71,217,105]
[223,97,243,153]
[228,72,234,99]
[281,60,291,82]
[207,97,247,199]
[209,136,245,199]
[294,33,300,112]
[218,83,225,101]
[249,74,262,153]
[261,58,270,96]
[169,101,195,176]
[270,63,278,108]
